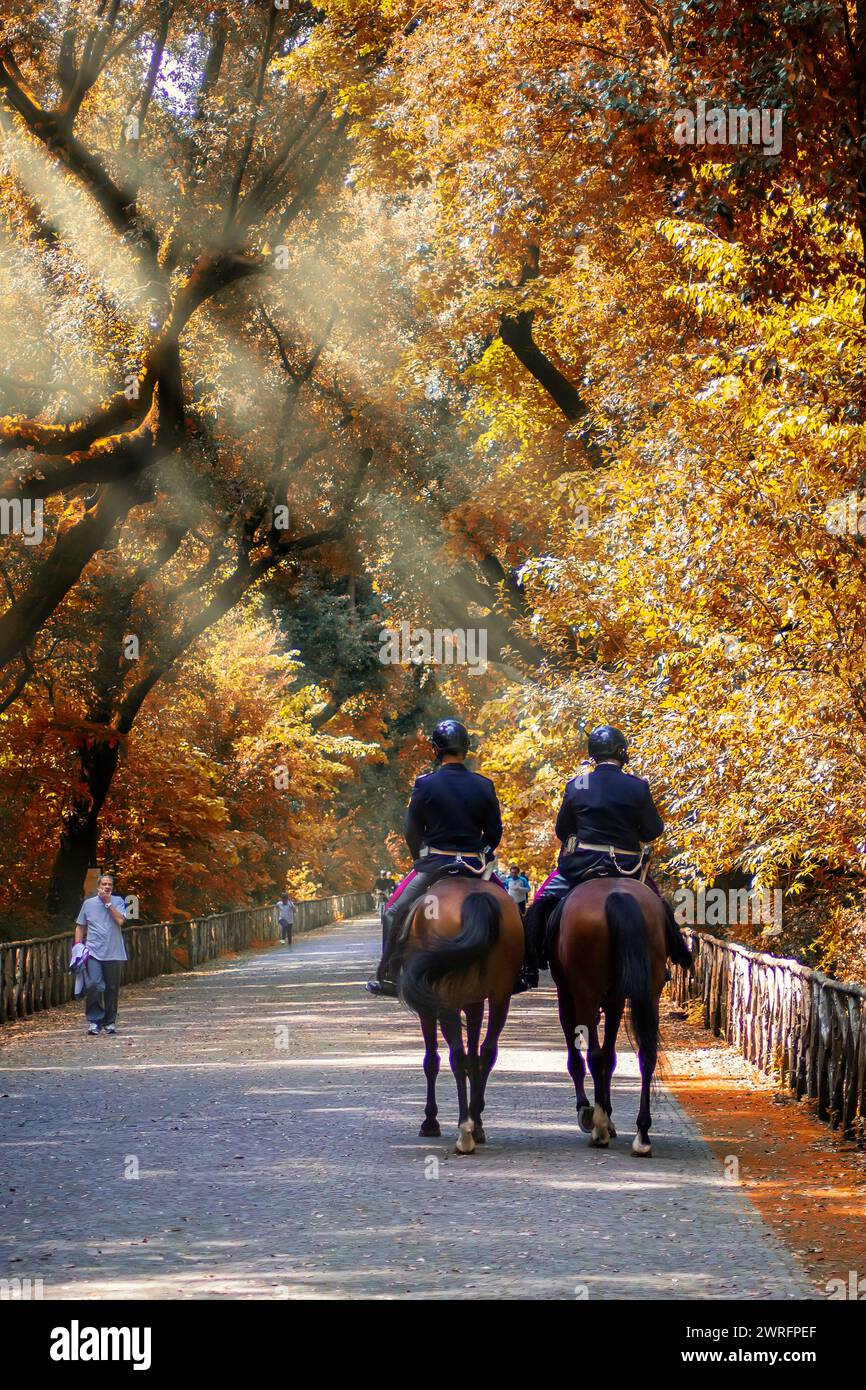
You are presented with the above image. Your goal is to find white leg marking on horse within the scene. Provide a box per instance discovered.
[632,1131,652,1157]
[589,1102,610,1147]
[455,1118,476,1155]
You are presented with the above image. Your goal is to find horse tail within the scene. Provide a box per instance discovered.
[401,892,500,1016]
[605,891,658,1057]
[662,898,694,972]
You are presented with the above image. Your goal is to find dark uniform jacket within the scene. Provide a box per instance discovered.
[554,763,663,874]
[404,763,503,866]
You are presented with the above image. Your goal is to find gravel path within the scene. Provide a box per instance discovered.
[0,914,815,1300]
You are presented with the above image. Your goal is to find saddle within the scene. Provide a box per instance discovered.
[536,854,646,969]
[538,847,661,969]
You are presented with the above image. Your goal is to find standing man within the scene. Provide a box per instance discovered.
[504,864,531,917]
[74,874,127,1036]
[276,892,295,945]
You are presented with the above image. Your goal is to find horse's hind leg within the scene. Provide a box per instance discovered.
[439,1008,474,1154]
[418,1009,441,1137]
[584,1014,612,1147]
[600,998,624,1139]
[633,999,660,1158]
[471,996,510,1143]
[465,1001,486,1143]
[556,989,592,1130]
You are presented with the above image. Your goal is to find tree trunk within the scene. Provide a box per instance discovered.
[46,736,121,915]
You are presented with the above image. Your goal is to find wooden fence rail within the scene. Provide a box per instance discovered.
[0,891,373,1025]
[670,930,866,1141]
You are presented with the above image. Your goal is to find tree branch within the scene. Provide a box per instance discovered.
[56,0,124,129]
[0,46,162,268]
[0,481,143,671]
[224,4,279,232]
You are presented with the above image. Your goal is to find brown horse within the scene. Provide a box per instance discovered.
[400,877,524,1154]
[549,877,691,1157]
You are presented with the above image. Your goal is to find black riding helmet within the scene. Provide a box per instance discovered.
[430,718,470,759]
[587,724,629,764]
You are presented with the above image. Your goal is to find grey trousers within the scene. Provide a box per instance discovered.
[84,958,123,1026]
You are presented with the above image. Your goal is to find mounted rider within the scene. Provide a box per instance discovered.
[366,718,503,998]
[517,724,664,991]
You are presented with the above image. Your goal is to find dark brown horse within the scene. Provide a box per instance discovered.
[400,877,524,1154]
[550,877,691,1157]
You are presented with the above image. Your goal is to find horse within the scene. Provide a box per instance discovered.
[399,876,524,1154]
[549,877,693,1157]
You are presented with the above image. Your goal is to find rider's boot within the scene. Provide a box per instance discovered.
[366,912,401,997]
[513,903,542,993]
[513,964,539,995]
[514,893,564,993]
[366,873,431,998]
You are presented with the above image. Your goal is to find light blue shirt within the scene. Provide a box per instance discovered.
[505,873,530,903]
[75,894,128,962]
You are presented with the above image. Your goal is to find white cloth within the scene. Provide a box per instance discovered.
[68,942,91,996]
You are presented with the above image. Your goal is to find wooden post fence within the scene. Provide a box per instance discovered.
[0,891,373,1025]
[670,930,866,1141]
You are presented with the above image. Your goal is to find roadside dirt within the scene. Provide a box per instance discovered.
[660,999,866,1298]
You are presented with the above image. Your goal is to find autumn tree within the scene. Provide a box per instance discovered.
[300,0,866,963]
[5,0,866,976]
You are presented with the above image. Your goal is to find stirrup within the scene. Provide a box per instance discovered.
[513,967,539,995]
[366,977,398,998]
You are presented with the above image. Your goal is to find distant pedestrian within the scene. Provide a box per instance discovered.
[504,864,531,918]
[373,868,395,913]
[276,892,295,944]
[74,874,127,1036]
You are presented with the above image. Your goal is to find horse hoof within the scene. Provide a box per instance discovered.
[608,1121,617,1139]
[455,1119,476,1154]
[632,1134,652,1158]
[419,1120,441,1138]
[578,1105,594,1134]
[589,1104,610,1147]
[473,1124,486,1144]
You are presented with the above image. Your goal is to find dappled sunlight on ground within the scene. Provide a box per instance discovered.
[0,916,819,1299]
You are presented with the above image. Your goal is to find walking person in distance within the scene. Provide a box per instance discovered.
[74,873,128,1036]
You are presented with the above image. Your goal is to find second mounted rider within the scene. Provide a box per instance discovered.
[517,724,665,990]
